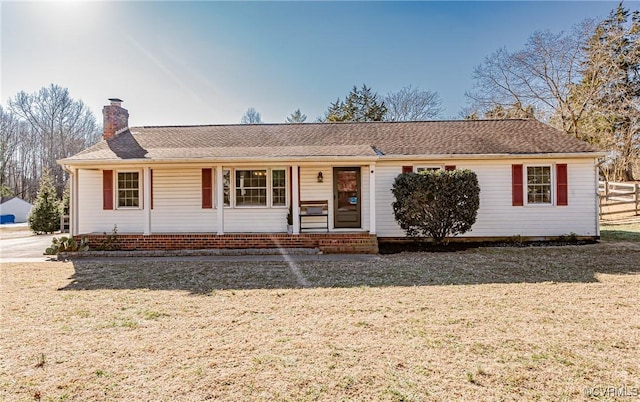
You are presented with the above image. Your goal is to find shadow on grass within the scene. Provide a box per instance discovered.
[601,229,640,242]
[59,242,640,294]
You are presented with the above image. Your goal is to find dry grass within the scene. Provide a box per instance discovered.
[1,242,639,401]
[601,222,640,242]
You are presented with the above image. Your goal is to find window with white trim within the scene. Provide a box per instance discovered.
[231,168,288,207]
[235,169,267,206]
[223,169,231,207]
[526,166,552,204]
[117,171,140,208]
[272,169,286,206]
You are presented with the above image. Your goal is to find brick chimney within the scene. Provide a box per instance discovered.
[103,98,129,140]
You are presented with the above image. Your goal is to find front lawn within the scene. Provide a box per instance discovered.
[601,222,640,242]
[1,241,639,401]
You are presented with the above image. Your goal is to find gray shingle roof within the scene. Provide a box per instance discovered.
[62,119,601,163]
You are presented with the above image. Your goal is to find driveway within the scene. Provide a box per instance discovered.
[0,226,57,262]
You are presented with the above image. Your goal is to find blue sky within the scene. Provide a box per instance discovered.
[1,1,625,126]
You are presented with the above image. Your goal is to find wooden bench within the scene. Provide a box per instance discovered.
[299,200,329,232]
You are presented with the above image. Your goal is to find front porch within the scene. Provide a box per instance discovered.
[68,162,378,239]
[77,232,379,254]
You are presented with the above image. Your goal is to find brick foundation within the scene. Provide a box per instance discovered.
[75,233,379,254]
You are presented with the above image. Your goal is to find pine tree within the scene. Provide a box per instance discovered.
[572,4,640,180]
[0,184,12,197]
[28,169,61,234]
[483,103,535,119]
[286,109,307,123]
[324,85,387,122]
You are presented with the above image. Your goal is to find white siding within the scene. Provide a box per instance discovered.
[300,166,333,229]
[77,169,144,233]
[223,208,287,233]
[376,159,599,238]
[76,159,597,238]
[151,169,217,233]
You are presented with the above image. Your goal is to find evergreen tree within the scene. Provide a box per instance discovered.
[0,184,12,197]
[61,184,70,216]
[464,103,535,120]
[572,4,640,180]
[286,109,307,123]
[324,84,387,122]
[484,103,535,119]
[28,169,60,234]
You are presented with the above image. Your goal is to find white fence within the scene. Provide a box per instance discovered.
[598,181,640,219]
[60,214,69,233]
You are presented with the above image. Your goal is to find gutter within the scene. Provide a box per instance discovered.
[57,155,380,166]
[57,151,606,167]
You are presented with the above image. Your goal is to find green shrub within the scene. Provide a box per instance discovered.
[97,225,119,251]
[391,169,480,244]
[44,236,89,255]
[28,169,60,234]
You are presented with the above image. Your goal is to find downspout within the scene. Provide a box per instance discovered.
[595,158,606,238]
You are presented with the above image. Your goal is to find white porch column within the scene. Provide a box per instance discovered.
[143,167,151,235]
[292,165,300,234]
[71,168,78,236]
[216,166,224,235]
[369,164,376,235]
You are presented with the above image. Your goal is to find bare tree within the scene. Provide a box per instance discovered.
[466,21,597,138]
[0,106,20,196]
[384,86,443,121]
[7,84,99,198]
[240,107,263,124]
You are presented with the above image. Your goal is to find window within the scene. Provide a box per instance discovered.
[223,170,231,207]
[235,170,267,206]
[416,166,442,173]
[272,169,286,206]
[117,172,140,208]
[526,166,551,204]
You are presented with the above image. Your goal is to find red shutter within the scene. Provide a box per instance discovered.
[202,168,212,208]
[444,165,456,171]
[103,170,113,210]
[402,166,413,174]
[150,169,154,210]
[556,164,568,206]
[512,164,524,206]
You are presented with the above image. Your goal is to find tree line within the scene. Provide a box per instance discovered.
[240,84,443,125]
[466,4,640,181]
[2,3,637,207]
[243,4,639,181]
[1,84,100,201]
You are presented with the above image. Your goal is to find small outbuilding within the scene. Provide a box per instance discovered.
[0,196,33,224]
